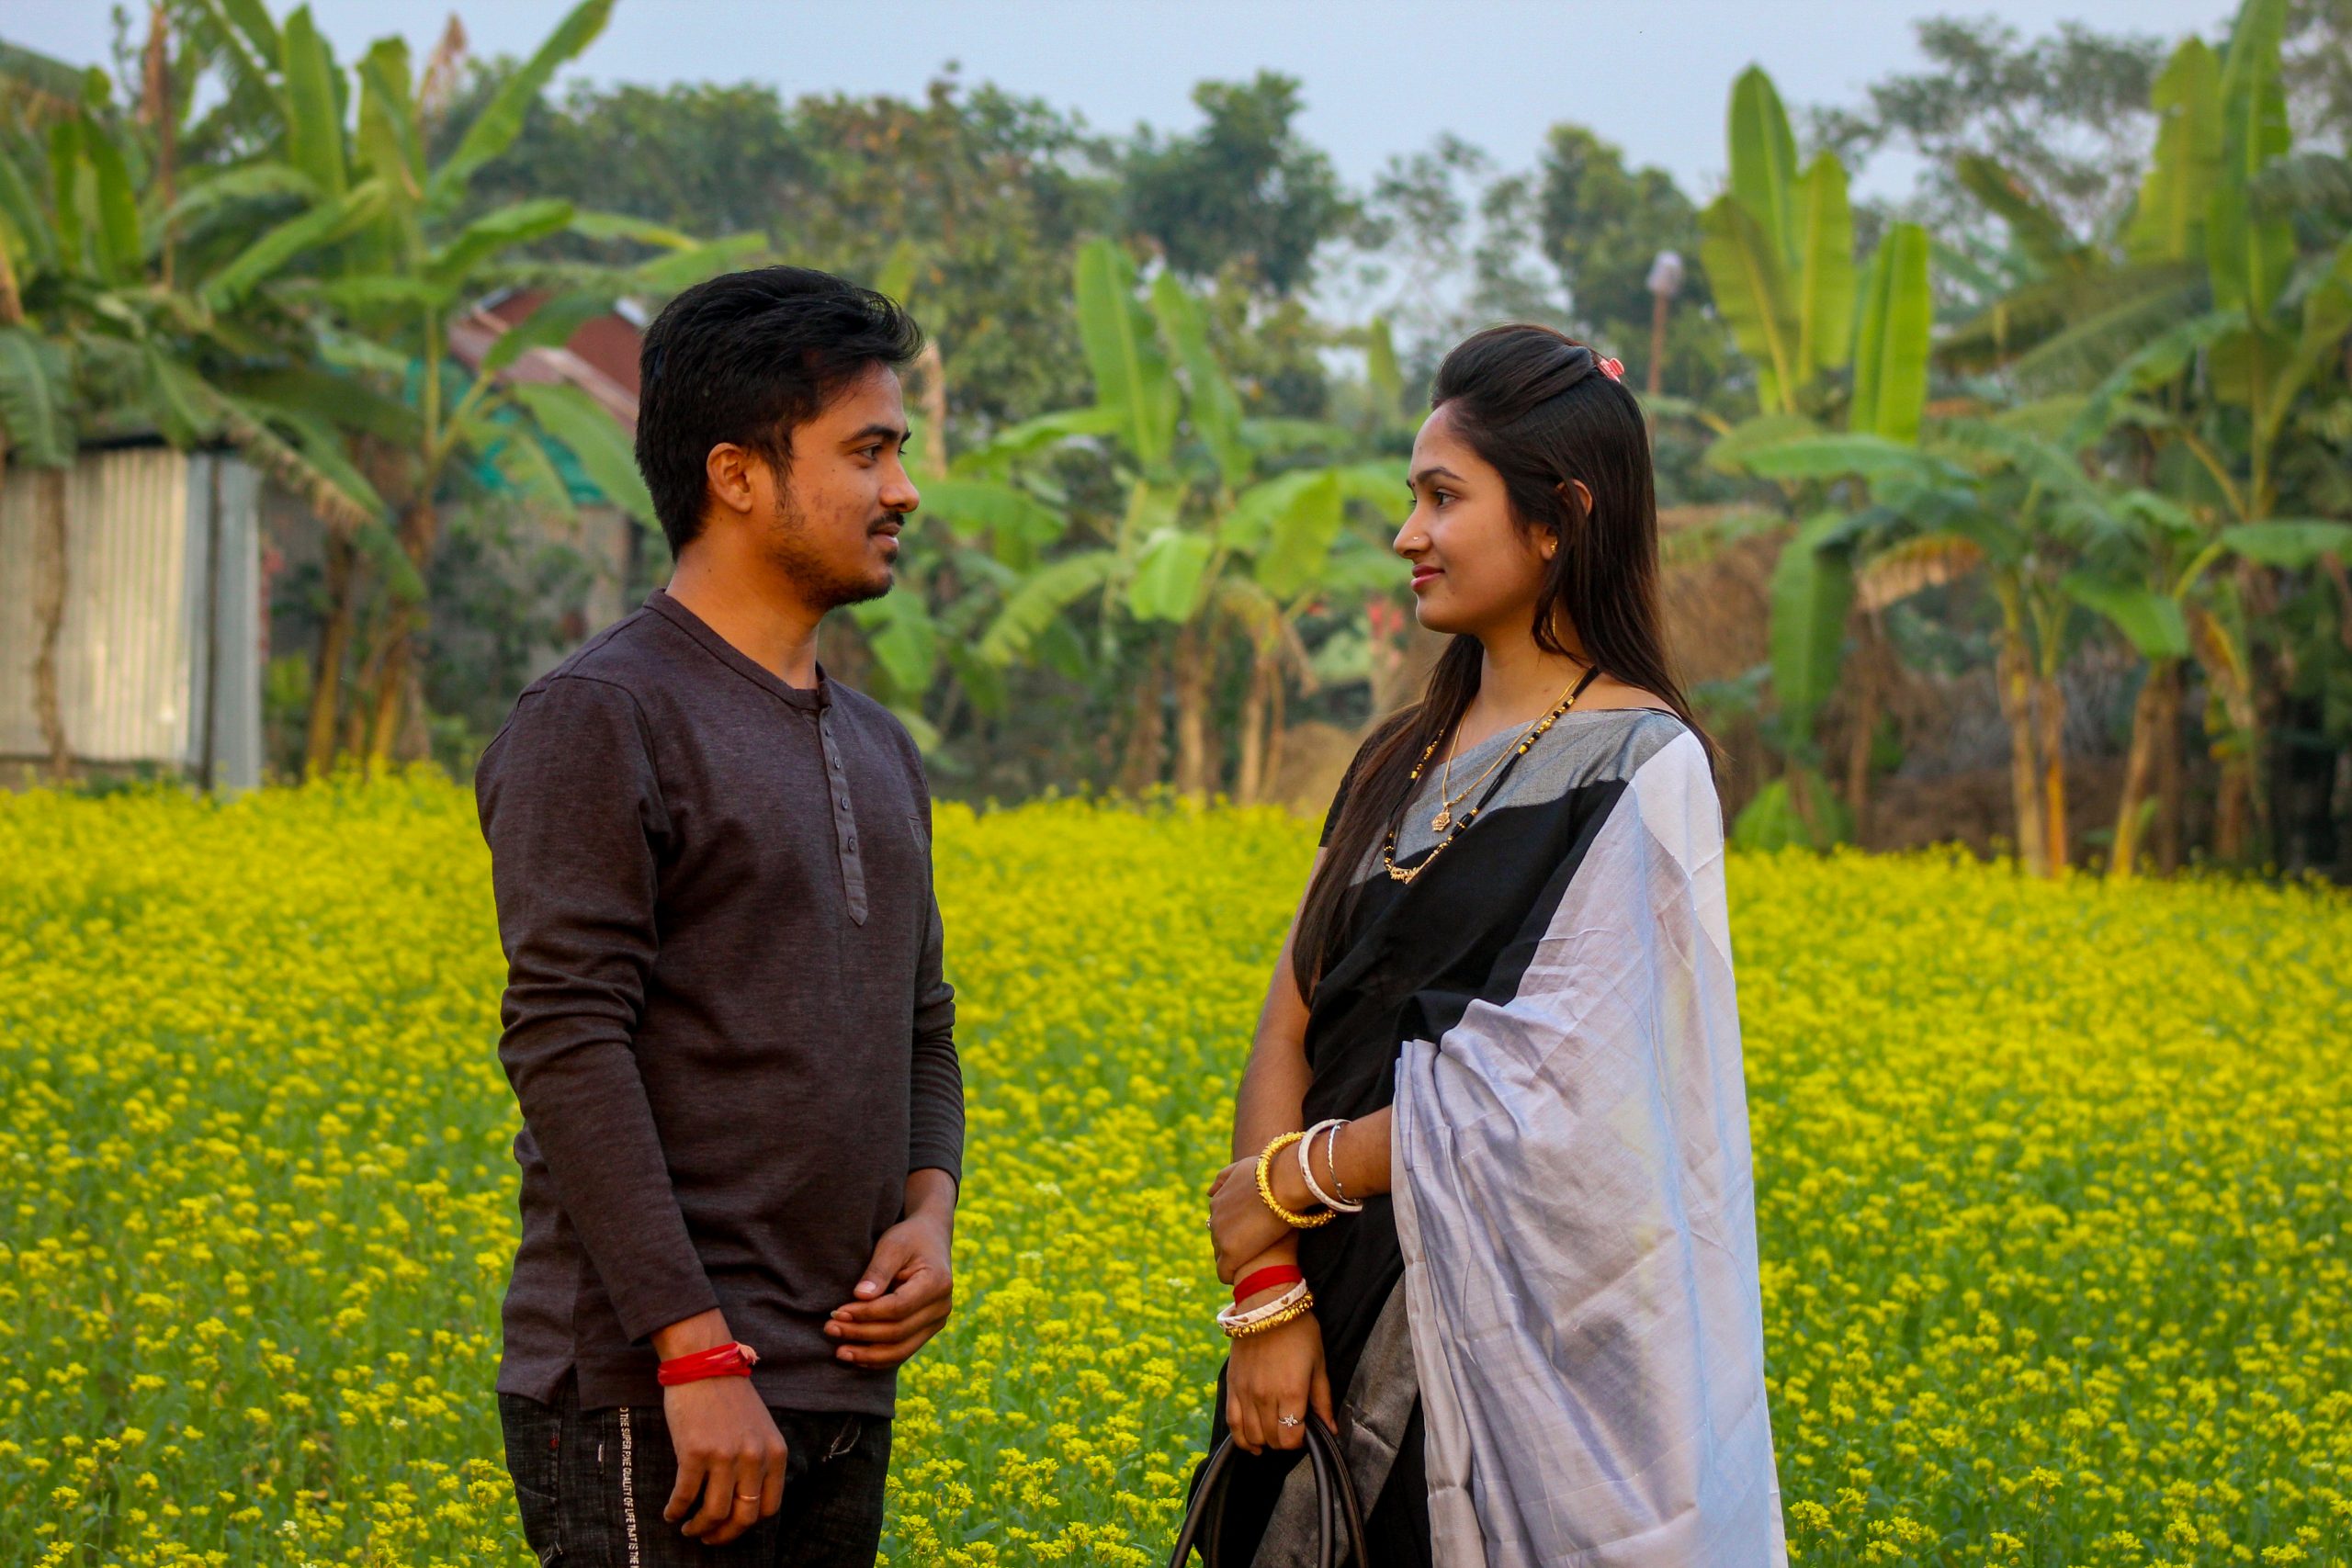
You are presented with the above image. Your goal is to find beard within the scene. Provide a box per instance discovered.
[760,496,896,612]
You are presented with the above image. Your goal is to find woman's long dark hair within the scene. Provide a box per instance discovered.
[1292,324,1707,994]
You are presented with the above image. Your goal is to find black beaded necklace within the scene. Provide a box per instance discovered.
[1380,665,1603,884]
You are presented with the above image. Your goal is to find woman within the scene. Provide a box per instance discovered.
[1196,325,1785,1567]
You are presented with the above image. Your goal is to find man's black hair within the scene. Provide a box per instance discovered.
[633,266,925,558]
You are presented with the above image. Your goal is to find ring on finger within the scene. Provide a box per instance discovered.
[1278,1414,1302,1428]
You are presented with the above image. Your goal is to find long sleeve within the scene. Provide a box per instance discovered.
[905,783,964,1182]
[476,674,719,1344]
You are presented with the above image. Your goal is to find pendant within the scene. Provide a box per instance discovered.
[1430,807,1453,833]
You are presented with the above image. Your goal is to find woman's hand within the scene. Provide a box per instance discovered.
[1227,1305,1334,1454]
[1206,1155,1299,1283]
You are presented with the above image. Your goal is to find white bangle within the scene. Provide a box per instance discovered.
[1298,1119,1363,1213]
[1216,1279,1312,1335]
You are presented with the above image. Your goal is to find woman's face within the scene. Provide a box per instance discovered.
[1396,400,1553,639]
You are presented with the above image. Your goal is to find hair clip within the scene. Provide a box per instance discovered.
[1596,355,1625,381]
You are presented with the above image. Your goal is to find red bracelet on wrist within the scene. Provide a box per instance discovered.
[1233,1265,1305,1304]
[656,1341,761,1386]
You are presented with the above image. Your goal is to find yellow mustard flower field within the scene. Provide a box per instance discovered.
[1,774,2346,1567]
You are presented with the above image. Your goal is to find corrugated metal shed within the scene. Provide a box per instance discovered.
[0,445,263,790]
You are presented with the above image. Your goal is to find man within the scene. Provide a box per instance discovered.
[476,267,961,1565]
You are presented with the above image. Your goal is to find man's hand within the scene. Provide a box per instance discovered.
[651,1310,786,1546]
[827,1168,956,1368]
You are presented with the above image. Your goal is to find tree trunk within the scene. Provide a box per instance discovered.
[304,531,359,778]
[368,499,441,764]
[912,340,948,479]
[1842,615,1882,847]
[1235,642,1271,805]
[2037,671,2069,873]
[1172,619,1216,798]
[1264,659,1289,806]
[1995,629,2047,876]
[2154,662,2185,874]
[1117,649,1165,796]
[31,468,71,780]
[2109,659,2174,880]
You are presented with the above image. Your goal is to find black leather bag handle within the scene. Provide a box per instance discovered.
[1168,1416,1372,1568]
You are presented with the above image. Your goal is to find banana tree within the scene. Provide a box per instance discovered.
[1974,0,2352,863]
[967,238,1398,800]
[0,44,398,776]
[188,0,753,771]
[1701,64,1936,843]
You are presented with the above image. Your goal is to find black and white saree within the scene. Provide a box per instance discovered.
[1205,707,1786,1568]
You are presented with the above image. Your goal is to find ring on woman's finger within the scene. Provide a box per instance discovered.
[734,1492,761,1503]
[1278,1414,1301,1428]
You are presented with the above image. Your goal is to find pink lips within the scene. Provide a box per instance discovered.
[1409,566,1442,592]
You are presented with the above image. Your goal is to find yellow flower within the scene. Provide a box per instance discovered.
[3,777,2346,1565]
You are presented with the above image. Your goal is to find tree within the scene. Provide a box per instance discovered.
[950,239,1397,799]
[1811,17,2171,250]
[1123,73,1353,298]
[454,66,1118,431]
[1946,0,2352,866]
[1532,124,1725,397]
[183,0,746,771]
[1700,65,1937,845]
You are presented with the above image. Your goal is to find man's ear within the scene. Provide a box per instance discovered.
[705,443,760,520]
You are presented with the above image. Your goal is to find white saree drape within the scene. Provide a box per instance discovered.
[1390,729,1787,1568]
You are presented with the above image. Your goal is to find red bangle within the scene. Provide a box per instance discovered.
[1233,1265,1304,1304]
[656,1341,760,1386]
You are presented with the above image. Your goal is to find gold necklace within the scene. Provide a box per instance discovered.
[1384,670,1592,884]
[1429,674,1582,830]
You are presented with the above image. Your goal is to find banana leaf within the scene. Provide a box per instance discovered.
[1726,66,1799,267]
[429,0,614,216]
[1793,153,1855,384]
[1253,468,1345,601]
[427,198,573,288]
[1700,196,1799,415]
[979,548,1117,664]
[0,325,74,466]
[1074,237,1175,469]
[278,6,347,200]
[1850,223,1932,443]
[2126,39,2222,264]
[1767,510,1857,735]
[1150,272,1248,488]
[2062,575,2190,660]
[1127,527,1215,622]
[481,289,613,374]
[201,179,387,309]
[512,381,655,526]
[2220,520,2352,566]
[2207,0,2293,323]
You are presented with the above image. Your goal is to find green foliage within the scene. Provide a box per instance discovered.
[1122,73,1351,295]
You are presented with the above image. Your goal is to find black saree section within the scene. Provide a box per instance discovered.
[1194,774,1628,1565]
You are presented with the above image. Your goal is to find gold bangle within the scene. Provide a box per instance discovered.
[1224,1296,1317,1338]
[1256,1132,1336,1228]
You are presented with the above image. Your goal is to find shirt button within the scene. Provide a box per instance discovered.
[845,838,857,852]
[838,795,851,809]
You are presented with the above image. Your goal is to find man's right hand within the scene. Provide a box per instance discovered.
[652,1310,787,1545]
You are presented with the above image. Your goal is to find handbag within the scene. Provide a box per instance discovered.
[1167,1415,1373,1568]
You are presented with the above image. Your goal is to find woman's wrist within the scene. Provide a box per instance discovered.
[1267,1145,1317,1217]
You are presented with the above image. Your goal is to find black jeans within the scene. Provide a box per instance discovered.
[498,1375,891,1567]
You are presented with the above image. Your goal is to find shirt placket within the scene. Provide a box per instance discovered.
[816,708,868,926]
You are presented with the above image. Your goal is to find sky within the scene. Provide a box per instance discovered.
[4,0,2237,203]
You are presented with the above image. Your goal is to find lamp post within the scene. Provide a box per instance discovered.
[1645,250,1685,398]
